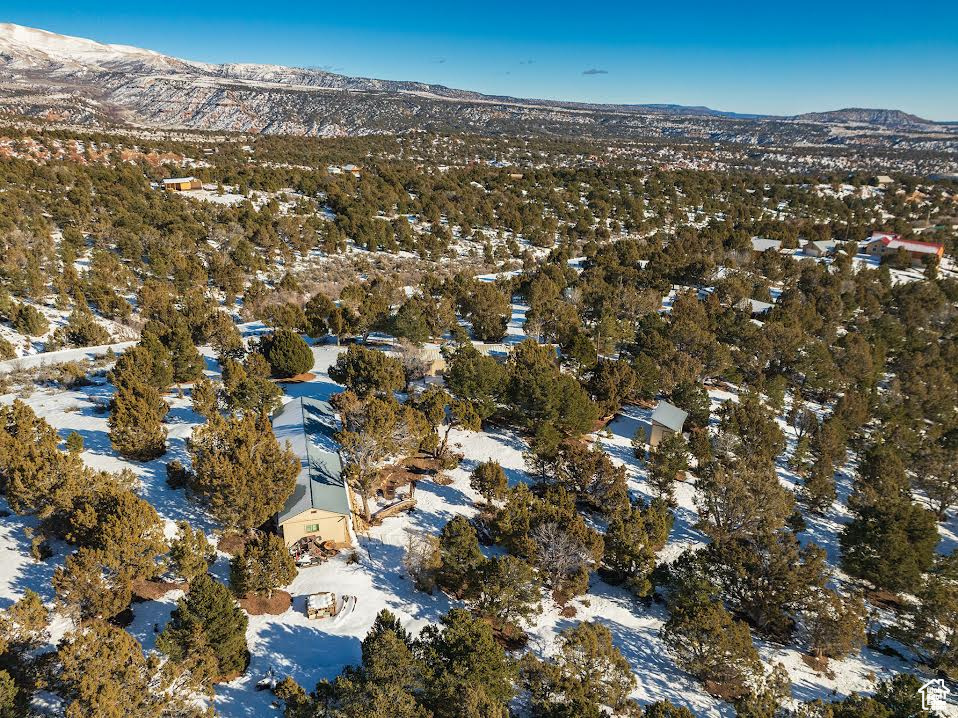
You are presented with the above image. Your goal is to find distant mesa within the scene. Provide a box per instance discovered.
[789,108,933,128]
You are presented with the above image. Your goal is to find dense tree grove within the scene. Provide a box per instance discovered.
[0,120,955,716]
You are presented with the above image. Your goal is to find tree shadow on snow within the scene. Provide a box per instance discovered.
[0,500,64,608]
[607,405,653,443]
[216,625,362,718]
[282,379,342,404]
[352,537,457,626]
[62,427,113,456]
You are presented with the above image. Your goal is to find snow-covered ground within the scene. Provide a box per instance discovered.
[1,310,955,717]
[0,340,135,374]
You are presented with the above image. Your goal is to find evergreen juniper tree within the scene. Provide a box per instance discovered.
[108,376,169,461]
[187,412,299,532]
[259,329,314,378]
[158,573,249,682]
[230,531,297,598]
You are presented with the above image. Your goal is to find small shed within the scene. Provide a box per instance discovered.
[420,347,446,376]
[750,237,782,253]
[307,592,337,619]
[649,400,688,447]
[163,177,202,192]
[386,346,446,377]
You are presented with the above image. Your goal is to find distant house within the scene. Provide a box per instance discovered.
[273,397,353,548]
[418,347,447,376]
[750,237,782,254]
[471,342,560,363]
[802,239,839,258]
[649,400,688,448]
[874,175,895,187]
[864,231,944,266]
[163,176,201,192]
[473,343,511,360]
[734,298,774,317]
[384,346,447,377]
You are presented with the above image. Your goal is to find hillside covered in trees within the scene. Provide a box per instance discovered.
[0,116,956,718]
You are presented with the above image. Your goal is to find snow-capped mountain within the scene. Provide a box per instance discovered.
[0,23,951,145]
[0,23,177,72]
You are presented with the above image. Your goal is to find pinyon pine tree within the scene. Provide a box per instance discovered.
[649,432,689,505]
[802,456,836,512]
[167,322,206,385]
[65,489,167,580]
[168,521,216,583]
[602,504,662,597]
[474,555,542,633]
[417,608,517,715]
[52,548,132,621]
[469,460,508,503]
[523,622,638,717]
[58,620,190,718]
[436,516,486,599]
[661,554,761,698]
[190,376,219,420]
[328,344,404,397]
[0,671,14,718]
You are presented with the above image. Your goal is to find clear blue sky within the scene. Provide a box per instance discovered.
[5,0,958,120]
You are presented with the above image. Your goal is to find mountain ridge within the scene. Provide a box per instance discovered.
[0,23,949,141]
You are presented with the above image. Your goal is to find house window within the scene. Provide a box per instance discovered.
[305,524,320,533]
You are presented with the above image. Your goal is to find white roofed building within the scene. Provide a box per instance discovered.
[649,400,688,447]
[162,176,201,191]
[750,237,783,253]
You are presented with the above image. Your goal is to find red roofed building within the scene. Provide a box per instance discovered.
[865,231,944,266]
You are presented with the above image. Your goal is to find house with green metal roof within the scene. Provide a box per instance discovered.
[272,397,354,548]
